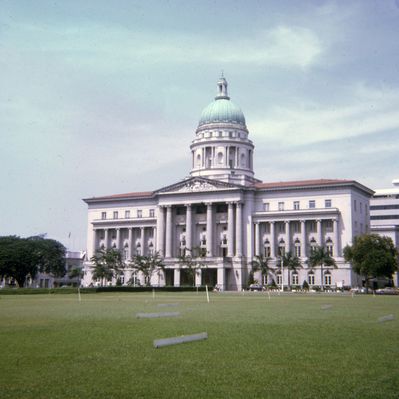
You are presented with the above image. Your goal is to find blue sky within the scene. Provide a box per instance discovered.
[1,0,398,250]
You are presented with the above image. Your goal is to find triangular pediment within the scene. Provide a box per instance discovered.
[155,177,242,194]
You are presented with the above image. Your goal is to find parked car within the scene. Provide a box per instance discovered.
[249,284,264,292]
[375,287,399,295]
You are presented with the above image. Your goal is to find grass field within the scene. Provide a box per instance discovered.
[0,291,398,399]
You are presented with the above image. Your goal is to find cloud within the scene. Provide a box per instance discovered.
[2,22,322,70]
[249,83,399,145]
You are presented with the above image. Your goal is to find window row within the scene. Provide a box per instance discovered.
[264,199,332,212]
[101,209,155,220]
[274,272,332,286]
[263,238,334,257]
[198,131,246,139]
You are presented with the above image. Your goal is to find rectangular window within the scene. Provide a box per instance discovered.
[354,200,357,212]
[125,210,130,219]
[309,221,316,232]
[101,212,106,220]
[264,202,270,211]
[309,200,316,209]
[293,201,300,210]
[278,223,285,233]
[276,274,282,285]
[149,209,155,217]
[113,211,118,219]
[360,202,363,213]
[264,246,271,257]
[293,222,300,233]
[292,274,298,285]
[278,202,284,211]
[137,210,142,218]
[325,199,332,208]
[308,274,315,285]
[295,245,301,257]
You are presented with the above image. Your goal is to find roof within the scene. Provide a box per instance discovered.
[255,179,354,189]
[83,191,153,203]
[254,178,374,195]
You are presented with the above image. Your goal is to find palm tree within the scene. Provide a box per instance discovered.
[307,246,337,291]
[251,255,274,286]
[282,251,302,289]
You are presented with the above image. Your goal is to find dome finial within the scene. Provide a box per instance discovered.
[215,74,229,100]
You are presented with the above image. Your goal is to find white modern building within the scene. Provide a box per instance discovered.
[83,77,374,290]
[370,179,399,286]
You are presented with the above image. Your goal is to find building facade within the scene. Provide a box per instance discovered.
[370,179,399,286]
[83,77,374,290]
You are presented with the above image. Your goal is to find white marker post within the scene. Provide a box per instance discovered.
[205,285,210,303]
[268,290,271,301]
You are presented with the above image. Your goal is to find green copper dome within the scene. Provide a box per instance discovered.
[198,77,246,127]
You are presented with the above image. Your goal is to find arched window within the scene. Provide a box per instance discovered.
[278,239,285,257]
[294,238,301,257]
[324,271,332,286]
[240,153,246,167]
[136,242,141,255]
[217,152,224,164]
[264,239,271,257]
[326,238,333,256]
[196,154,201,167]
[310,238,317,254]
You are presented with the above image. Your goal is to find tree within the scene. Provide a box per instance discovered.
[178,247,205,286]
[129,251,164,286]
[68,266,84,287]
[281,251,302,289]
[90,248,124,286]
[307,246,337,291]
[344,234,398,292]
[0,235,66,287]
[251,255,274,285]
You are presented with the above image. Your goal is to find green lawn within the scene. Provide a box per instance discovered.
[0,292,398,399]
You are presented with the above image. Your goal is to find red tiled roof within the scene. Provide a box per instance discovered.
[255,179,355,189]
[86,191,153,201]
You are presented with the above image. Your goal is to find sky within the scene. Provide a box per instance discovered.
[1,0,399,251]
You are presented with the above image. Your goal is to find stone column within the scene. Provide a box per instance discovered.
[174,268,180,287]
[285,221,290,253]
[254,222,260,256]
[128,228,133,260]
[156,206,165,256]
[152,227,157,253]
[317,219,323,246]
[217,267,225,291]
[300,220,306,258]
[195,268,202,287]
[236,202,243,257]
[227,202,234,257]
[206,203,213,257]
[92,229,97,255]
[333,218,339,257]
[140,227,145,256]
[165,206,172,258]
[104,229,109,249]
[186,204,192,252]
[116,228,121,250]
[270,222,275,258]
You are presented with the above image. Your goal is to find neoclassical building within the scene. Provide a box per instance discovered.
[83,77,373,290]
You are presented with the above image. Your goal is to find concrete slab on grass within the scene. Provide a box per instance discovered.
[378,314,394,323]
[154,332,208,348]
[136,312,180,319]
[157,303,179,308]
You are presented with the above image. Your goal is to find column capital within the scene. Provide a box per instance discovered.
[285,220,290,224]
[270,220,275,225]
[166,205,172,209]
[235,201,243,206]
[185,203,192,208]
[205,202,213,207]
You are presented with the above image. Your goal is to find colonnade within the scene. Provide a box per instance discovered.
[253,218,339,258]
[93,226,156,259]
[156,202,243,259]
